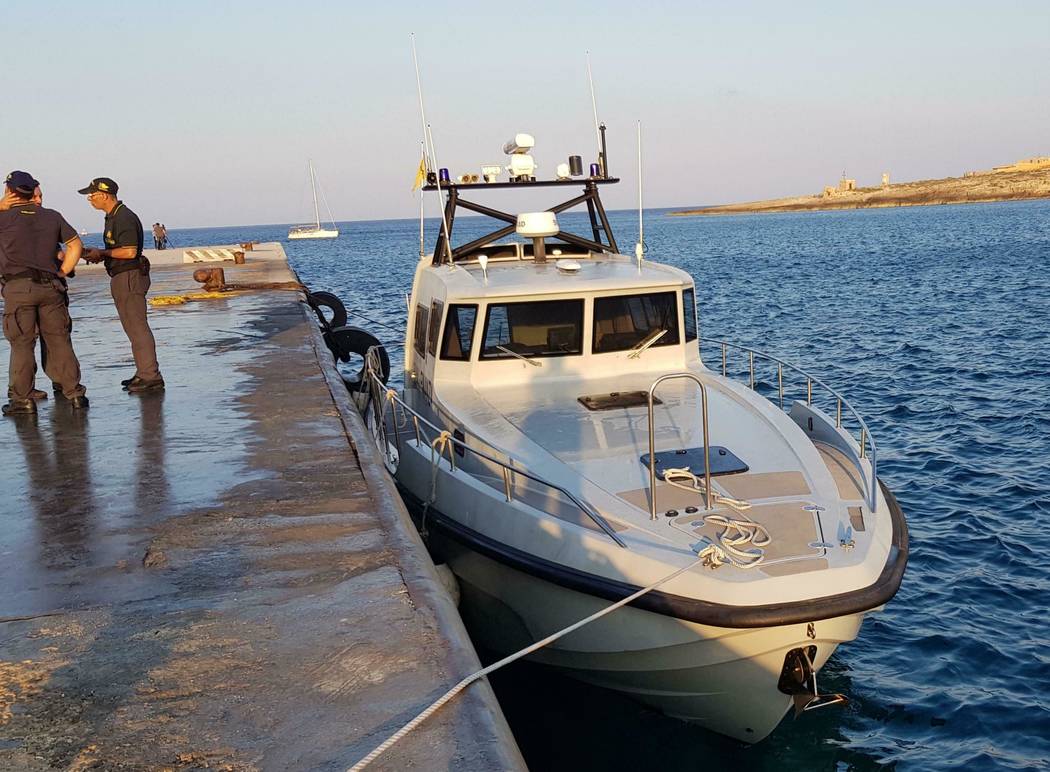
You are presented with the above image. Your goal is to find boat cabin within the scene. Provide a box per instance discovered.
[406,249,699,396]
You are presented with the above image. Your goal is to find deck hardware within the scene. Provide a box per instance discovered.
[778,363,784,409]
[412,416,421,444]
[646,373,712,519]
[665,509,679,518]
[809,541,835,549]
[700,337,878,513]
[840,539,855,551]
[503,467,513,502]
[685,506,698,514]
[807,622,816,639]
[803,504,826,512]
[777,646,849,717]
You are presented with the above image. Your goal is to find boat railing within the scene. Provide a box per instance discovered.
[700,337,878,512]
[645,372,713,520]
[361,351,628,549]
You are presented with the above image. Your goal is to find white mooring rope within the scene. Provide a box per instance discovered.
[347,554,707,771]
[660,467,771,569]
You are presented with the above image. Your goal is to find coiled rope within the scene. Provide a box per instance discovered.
[661,467,771,569]
[347,553,707,771]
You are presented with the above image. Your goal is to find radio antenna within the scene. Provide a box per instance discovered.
[410,34,454,265]
[635,121,645,267]
[586,51,603,175]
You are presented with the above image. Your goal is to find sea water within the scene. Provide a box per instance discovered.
[166,200,1050,770]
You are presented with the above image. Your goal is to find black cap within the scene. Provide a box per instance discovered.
[77,177,119,195]
[5,170,39,194]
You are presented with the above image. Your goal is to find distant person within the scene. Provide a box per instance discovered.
[151,222,163,250]
[160,223,170,249]
[0,171,88,416]
[79,177,164,393]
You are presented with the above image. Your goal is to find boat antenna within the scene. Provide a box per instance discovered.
[586,51,603,176]
[410,33,454,265]
[635,121,645,268]
[418,140,425,258]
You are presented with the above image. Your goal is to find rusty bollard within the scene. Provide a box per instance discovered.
[240,241,254,251]
[193,267,227,292]
[234,251,245,264]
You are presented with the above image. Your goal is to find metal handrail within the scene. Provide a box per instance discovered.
[646,373,713,520]
[362,354,628,549]
[700,336,878,512]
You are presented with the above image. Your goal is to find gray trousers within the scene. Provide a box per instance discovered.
[111,267,161,381]
[2,278,86,400]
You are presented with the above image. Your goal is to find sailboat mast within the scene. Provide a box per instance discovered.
[309,160,321,228]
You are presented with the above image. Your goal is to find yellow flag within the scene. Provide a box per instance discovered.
[411,155,427,191]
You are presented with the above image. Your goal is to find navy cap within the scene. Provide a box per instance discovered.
[5,170,39,194]
[78,177,119,195]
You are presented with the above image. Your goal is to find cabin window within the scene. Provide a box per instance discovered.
[427,300,444,357]
[592,291,681,353]
[413,303,429,356]
[480,299,584,359]
[440,304,478,361]
[682,288,697,342]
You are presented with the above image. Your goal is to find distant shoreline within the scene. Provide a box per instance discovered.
[672,166,1050,216]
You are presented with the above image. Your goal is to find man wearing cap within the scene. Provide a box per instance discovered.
[0,171,88,416]
[79,177,163,392]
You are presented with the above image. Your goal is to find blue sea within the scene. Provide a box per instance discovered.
[161,200,1050,770]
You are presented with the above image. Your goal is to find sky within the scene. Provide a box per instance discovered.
[3,1,1048,230]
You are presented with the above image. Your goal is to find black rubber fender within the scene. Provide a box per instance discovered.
[323,325,390,389]
[307,290,348,330]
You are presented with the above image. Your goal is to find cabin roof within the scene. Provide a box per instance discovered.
[431,254,692,301]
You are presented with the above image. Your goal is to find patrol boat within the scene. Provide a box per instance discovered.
[288,160,339,240]
[360,132,908,743]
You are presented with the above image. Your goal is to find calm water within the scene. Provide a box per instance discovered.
[168,200,1050,770]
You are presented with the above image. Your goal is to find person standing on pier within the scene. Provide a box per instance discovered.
[0,171,88,416]
[151,222,163,250]
[79,178,164,393]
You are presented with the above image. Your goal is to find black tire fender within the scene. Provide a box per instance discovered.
[323,325,390,389]
[307,290,348,330]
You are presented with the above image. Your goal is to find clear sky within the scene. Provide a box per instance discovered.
[3,1,1048,229]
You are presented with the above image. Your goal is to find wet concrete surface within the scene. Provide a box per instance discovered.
[0,245,524,771]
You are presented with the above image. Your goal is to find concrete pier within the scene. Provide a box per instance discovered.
[0,244,524,770]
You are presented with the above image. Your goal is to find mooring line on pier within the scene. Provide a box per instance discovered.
[347,554,707,771]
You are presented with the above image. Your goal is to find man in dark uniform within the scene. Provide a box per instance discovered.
[79,177,164,392]
[0,171,88,416]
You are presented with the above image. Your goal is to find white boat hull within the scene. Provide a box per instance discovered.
[288,227,339,240]
[425,523,863,743]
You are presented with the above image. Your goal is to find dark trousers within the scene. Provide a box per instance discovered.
[2,278,86,400]
[110,267,161,381]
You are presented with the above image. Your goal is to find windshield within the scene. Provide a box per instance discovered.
[481,299,584,359]
[593,291,681,353]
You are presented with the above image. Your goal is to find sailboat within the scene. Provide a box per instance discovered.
[288,160,339,240]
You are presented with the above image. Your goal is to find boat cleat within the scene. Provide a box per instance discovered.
[777,644,849,717]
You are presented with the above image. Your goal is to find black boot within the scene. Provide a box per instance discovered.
[127,377,165,394]
[2,399,37,416]
[8,387,47,401]
[120,374,138,387]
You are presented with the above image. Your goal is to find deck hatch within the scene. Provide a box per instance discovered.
[578,391,662,410]
[640,447,749,478]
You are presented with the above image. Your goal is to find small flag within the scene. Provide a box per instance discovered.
[411,155,427,191]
